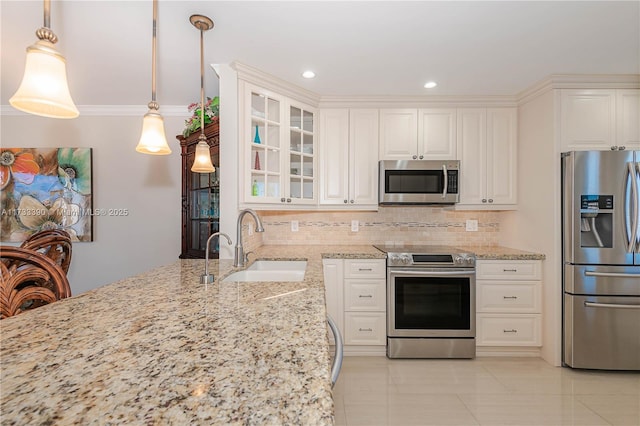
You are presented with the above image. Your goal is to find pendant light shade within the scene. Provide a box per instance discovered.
[10,1,78,119]
[136,0,171,155]
[189,14,215,173]
[136,111,171,155]
[191,136,216,173]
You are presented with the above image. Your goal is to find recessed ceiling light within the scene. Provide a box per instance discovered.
[424,81,437,89]
[302,70,316,79]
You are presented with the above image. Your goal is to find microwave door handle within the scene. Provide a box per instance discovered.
[442,164,448,199]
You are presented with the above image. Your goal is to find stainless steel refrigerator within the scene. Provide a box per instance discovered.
[562,150,640,370]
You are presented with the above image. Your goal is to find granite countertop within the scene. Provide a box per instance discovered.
[461,246,546,260]
[0,245,381,425]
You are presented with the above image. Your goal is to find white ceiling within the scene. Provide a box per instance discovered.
[2,1,639,108]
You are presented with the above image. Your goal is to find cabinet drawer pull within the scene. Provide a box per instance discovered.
[358,268,373,272]
[358,328,373,332]
[503,269,517,272]
[358,294,373,298]
[503,296,518,300]
[503,329,518,333]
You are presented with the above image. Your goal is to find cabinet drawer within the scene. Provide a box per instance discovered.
[344,312,386,345]
[344,259,386,279]
[344,279,386,311]
[477,281,541,313]
[477,314,541,346]
[477,260,541,280]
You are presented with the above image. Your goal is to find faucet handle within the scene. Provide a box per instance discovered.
[244,251,254,263]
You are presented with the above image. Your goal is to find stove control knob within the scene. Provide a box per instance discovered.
[453,255,463,265]
[401,255,411,265]
[460,254,475,266]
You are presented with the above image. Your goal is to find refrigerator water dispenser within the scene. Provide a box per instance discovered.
[580,195,613,248]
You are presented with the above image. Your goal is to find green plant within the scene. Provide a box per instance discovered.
[183,96,219,137]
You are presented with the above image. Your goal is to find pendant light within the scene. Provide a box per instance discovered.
[10,0,79,119]
[189,14,215,173]
[136,0,171,155]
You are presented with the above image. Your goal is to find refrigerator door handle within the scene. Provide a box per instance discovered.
[585,301,640,310]
[636,161,640,252]
[585,271,640,279]
[624,162,638,253]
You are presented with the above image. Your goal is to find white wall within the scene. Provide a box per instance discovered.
[1,113,184,294]
[500,89,562,366]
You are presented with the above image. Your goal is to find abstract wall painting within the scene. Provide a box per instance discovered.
[0,148,93,242]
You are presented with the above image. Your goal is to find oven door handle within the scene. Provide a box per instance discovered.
[389,269,475,276]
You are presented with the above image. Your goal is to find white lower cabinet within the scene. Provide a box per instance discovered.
[323,258,387,355]
[476,260,543,351]
[344,312,386,345]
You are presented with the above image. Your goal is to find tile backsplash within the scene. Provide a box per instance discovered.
[242,207,502,250]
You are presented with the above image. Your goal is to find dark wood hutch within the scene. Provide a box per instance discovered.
[176,122,220,259]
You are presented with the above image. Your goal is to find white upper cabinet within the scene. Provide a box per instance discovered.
[380,108,457,160]
[241,81,317,208]
[379,109,418,160]
[559,89,639,151]
[418,108,457,159]
[320,109,379,209]
[456,108,517,209]
[617,89,640,149]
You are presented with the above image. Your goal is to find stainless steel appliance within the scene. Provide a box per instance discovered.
[379,160,460,205]
[375,244,476,358]
[562,150,640,371]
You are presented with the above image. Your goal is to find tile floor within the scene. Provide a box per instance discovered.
[332,357,640,426]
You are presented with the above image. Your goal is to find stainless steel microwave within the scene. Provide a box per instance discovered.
[379,160,460,205]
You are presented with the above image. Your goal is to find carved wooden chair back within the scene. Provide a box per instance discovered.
[20,229,73,275]
[0,246,72,319]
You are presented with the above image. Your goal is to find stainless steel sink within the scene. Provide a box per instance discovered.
[222,260,307,282]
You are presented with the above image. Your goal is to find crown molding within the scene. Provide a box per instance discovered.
[1,105,190,117]
[517,74,640,105]
[231,61,322,107]
[318,95,518,109]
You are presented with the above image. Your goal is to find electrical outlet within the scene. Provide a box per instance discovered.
[351,220,359,232]
[466,219,478,232]
[291,220,299,232]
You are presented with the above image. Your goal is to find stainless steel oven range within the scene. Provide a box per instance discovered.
[375,245,476,359]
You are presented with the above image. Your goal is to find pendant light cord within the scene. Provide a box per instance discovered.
[199,25,206,141]
[150,0,158,108]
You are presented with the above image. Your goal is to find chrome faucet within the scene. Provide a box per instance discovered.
[200,232,232,284]
[234,209,265,267]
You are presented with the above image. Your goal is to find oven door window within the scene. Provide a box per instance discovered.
[394,276,470,330]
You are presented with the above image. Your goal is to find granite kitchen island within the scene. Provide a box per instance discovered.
[0,245,383,425]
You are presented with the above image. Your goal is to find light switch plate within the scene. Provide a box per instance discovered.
[351,220,359,232]
[466,219,478,232]
[291,220,299,232]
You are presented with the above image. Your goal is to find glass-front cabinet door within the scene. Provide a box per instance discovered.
[249,88,283,203]
[288,104,316,204]
[189,169,219,253]
[243,82,317,207]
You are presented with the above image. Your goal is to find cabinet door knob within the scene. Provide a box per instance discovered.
[350,199,354,203]
[412,155,417,159]
[488,199,494,203]
[419,155,424,159]
[619,146,626,150]
[287,198,292,203]
[611,146,618,150]
[344,199,348,204]
[281,198,286,202]
[482,199,487,203]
